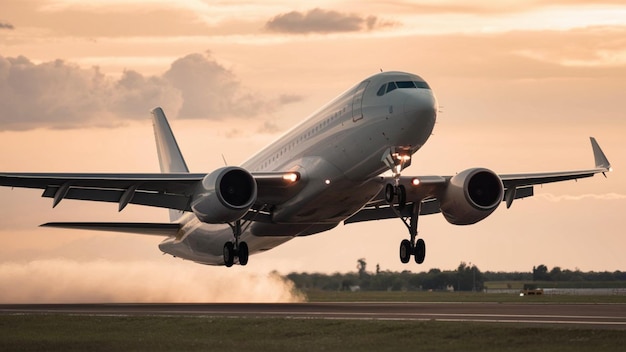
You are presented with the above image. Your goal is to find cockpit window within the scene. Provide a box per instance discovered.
[376,84,387,96]
[386,82,397,93]
[377,80,430,96]
[396,81,416,88]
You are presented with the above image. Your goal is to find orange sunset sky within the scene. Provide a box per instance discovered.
[0,1,624,302]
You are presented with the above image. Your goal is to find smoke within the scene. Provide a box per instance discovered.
[0,259,305,303]
[537,193,626,202]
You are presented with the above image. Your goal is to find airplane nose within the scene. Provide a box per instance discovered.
[404,91,437,120]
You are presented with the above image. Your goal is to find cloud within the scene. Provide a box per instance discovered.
[276,93,304,105]
[257,120,281,134]
[265,8,396,34]
[0,22,14,30]
[0,53,290,130]
[0,259,305,303]
[0,55,180,130]
[164,53,268,119]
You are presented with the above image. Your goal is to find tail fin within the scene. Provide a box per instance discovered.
[151,107,189,221]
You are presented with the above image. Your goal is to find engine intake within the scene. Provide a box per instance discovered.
[439,168,503,225]
[191,166,257,224]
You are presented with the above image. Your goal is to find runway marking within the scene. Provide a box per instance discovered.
[322,317,626,327]
[6,311,620,328]
[1,303,625,329]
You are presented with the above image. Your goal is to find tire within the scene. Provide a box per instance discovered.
[238,242,249,266]
[399,239,412,263]
[223,242,235,267]
[414,238,426,264]
[385,184,395,203]
[397,185,406,210]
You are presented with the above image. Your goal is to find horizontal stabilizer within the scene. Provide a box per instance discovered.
[40,222,180,237]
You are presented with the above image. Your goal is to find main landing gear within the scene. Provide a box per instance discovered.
[382,146,426,264]
[223,220,249,267]
[397,203,426,264]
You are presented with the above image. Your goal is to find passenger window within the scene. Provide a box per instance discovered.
[377,84,387,96]
[386,82,397,93]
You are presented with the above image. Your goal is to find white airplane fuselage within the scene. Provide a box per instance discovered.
[159,71,438,265]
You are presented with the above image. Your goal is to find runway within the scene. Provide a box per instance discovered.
[1,302,625,329]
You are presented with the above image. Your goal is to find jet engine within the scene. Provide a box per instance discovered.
[439,168,503,225]
[191,166,257,224]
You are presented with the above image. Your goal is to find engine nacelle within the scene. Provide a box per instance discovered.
[191,166,257,224]
[439,168,503,225]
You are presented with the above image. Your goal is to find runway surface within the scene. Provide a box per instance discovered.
[1,302,625,329]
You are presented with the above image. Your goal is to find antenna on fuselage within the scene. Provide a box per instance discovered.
[221,154,229,166]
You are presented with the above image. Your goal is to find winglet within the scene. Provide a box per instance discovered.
[590,137,611,171]
[151,107,189,173]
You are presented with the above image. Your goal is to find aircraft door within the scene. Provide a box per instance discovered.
[351,81,369,122]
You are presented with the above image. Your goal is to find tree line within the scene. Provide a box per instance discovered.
[286,260,626,292]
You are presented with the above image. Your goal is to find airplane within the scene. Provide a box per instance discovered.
[0,71,612,267]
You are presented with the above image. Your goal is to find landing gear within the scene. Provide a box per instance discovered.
[222,241,249,268]
[382,146,411,210]
[414,238,426,264]
[393,203,427,265]
[385,184,406,209]
[382,146,426,265]
[399,239,412,263]
[223,242,235,267]
[238,242,249,266]
[223,219,250,267]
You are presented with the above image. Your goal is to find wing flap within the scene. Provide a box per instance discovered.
[0,173,204,193]
[40,222,181,236]
[41,186,191,211]
[345,199,441,224]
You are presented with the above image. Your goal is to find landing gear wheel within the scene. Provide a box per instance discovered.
[223,242,234,267]
[238,242,249,266]
[397,185,406,210]
[414,238,426,264]
[385,184,395,203]
[399,239,412,264]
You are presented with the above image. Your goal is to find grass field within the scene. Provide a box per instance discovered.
[484,281,626,290]
[1,292,624,351]
[1,315,625,352]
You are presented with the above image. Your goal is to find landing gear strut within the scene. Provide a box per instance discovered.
[394,202,426,264]
[382,146,426,264]
[223,219,250,267]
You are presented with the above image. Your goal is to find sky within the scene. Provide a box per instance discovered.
[0,0,625,302]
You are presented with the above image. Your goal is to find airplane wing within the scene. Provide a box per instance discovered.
[346,137,611,224]
[40,222,181,236]
[0,171,301,212]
